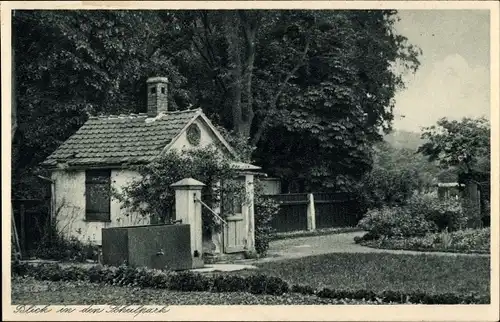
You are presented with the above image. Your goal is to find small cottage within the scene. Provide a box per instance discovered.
[41,77,260,256]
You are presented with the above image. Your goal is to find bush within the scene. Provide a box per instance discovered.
[444,228,490,252]
[253,182,279,256]
[212,275,249,292]
[246,274,289,295]
[361,166,422,209]
[31,220,99,262]
[358,194,469,240]
[358,206,436,239]
[168,271,213,292]
[360,142,439,210]
[359,228,490,254]
[406,194,467,232]
[291,284,316,295]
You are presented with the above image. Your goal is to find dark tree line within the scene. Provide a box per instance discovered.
[12,10,421,198]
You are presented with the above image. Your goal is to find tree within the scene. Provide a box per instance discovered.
[418,117,490,227]
[361,140,439,209]
[13,10,422,198]
[161,10,422,191]
[12,10,186,197]
[419,117,490,176]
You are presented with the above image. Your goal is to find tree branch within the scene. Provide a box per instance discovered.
[251,34,311,146]
[191,31,228,94]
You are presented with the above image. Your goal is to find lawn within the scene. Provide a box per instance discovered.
[11,252,490,305]
[232,253,490,296]
[11,276,380,305]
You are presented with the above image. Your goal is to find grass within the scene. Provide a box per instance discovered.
[227,253,490,296]
[10,276,382,305]
[11,252,490,304]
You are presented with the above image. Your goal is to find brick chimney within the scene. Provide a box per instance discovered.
[146,77,168,116]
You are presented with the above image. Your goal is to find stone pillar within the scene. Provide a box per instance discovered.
[244,174,256,252]
[171,178,205,268]
[307,193,316,231]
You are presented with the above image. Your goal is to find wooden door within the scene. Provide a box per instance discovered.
[224,214,246,253]
[222,177,246,253]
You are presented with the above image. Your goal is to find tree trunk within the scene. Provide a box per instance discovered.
[238,11,258,139]
[224,12,259,139]
[224,15,243,135]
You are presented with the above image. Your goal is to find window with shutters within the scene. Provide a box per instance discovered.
[85,170,111,222]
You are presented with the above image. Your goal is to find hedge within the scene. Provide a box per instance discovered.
[11,261,489,304]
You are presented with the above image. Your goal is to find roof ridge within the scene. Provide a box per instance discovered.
[165,108,202,114]
[90,109,200,120]
[91,113,148,120]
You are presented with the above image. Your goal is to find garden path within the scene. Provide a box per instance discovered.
[245,231,490,264]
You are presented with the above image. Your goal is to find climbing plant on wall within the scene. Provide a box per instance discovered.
[113,146,246,234]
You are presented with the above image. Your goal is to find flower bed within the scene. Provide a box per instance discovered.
[356,228,490,254]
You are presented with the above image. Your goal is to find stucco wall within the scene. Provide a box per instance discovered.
[169,118,218,151]
[52,169,147,245]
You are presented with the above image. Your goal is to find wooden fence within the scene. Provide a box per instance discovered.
[267,194,309,233]
[266,192,361,233]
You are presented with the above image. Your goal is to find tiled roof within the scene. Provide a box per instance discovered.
[42,109,201,168]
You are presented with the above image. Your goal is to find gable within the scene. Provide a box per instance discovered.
[166,116,235,158]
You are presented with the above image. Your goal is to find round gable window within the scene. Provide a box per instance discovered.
[187,124,201,146]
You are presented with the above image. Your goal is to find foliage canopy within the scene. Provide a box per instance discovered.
[13,10,421,197]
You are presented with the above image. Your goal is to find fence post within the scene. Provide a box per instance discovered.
[307,193,316,231]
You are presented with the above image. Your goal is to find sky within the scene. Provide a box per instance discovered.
[392,10,490,132]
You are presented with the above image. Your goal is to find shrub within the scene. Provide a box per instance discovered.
[31,220,99,262]
[406,194,467,232]
[246,274,289,295]
[361,166,422,209]
[445,228,490,252]
[360,142,439,210]
[291,284,316,295]
[253,181,279,256]
[212,275,249,292]
[168,271,212,292]
[358,206,436,239]
[359,228,490,254]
